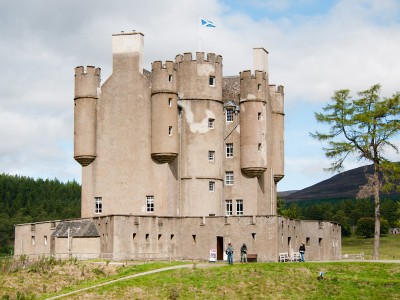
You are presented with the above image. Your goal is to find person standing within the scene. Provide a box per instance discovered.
[240,243,248,263]
[299,243,306,262]
[226,243,234,264]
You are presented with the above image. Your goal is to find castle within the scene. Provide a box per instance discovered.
[14,32,341,262]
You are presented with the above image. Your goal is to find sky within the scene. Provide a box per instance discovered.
[1,0,400,191]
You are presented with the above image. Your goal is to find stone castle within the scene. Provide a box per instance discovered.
[14,32,341,262]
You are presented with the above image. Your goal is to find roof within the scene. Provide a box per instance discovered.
[51,220,100,238]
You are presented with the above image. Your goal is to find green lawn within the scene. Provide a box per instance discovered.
[342,234,400,260]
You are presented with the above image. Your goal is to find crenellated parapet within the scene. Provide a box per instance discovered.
[151,60,178,95]
[74,66,101,100]
[175,52,223,101]
[239,70,267,103]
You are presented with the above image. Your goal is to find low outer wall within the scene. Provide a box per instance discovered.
[14,216,341,262]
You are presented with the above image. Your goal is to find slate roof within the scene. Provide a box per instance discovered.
[51,220,100,238]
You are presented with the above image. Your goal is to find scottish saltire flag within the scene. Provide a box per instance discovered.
[200,18,216,28]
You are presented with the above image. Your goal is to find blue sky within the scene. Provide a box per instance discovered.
[0,0,399,191]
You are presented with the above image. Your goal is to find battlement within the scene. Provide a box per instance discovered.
[269,84,284,94]
[151,60,177,72]
[240,70,266,81]
[175,52,223,64]
[75,66,101,76]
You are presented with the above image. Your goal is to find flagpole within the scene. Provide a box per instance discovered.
[198,17,202,51]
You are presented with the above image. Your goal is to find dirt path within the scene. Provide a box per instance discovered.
[45,263,222,299]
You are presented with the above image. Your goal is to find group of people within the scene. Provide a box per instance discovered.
[225,242,306,264]
[225,242,248,264]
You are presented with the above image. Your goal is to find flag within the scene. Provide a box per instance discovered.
[200,18,216,28]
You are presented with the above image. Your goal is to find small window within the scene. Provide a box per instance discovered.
[44,236,47,245]
[306,237,310,246]
[226,143,233,158]
[258,112,261,120]
[31,236,35,245]
[146,233,149,240]
[208,151,215,162]
[192,235,197,243]
[258,143,261,151]
[226,109,233,122]
[31,224,36,231]
[146,195,154,212]
[158,234,162,240]
[225,171,234,185]
[168,126,172,136]
[257,84,261,91]
[319,238,323,246]
[208,118,215,129]
[132,233,136,241]
[168,74,173,82]
[95,197,102,214]
[226,200,232,216]
[209,76,215,86]
[209,181,215,192]
[236,199,243,215]
[168,98,172,107]
[171,234,175,240]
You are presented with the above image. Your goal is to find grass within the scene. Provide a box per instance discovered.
[42,262,400,300]
[1,235,400,299]
[342,234,400,260]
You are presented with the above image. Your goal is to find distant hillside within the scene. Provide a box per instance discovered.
[283,164,399,202]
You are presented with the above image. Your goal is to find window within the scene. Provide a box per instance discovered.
[31,236,35,245]
[168,98,172,107]
[225,171,234,185]
[226,200,232,216]
[44,235,47,245]
[209,181,215,192]
[226,143,233,158]
[95,197,102,214]
[208,151,215,162]
[168,126,172,136]
[236,199,243,215]
[208,118,214,129]
[226,109,233,122]
[209,76,215,86]
[146,195,154,212]
[168,74,173,82]
[257,84,261,91]
[258,112,261,120]
[258,143,261,151]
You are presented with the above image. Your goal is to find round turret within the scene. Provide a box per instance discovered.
[151,61,179,163]
[239,70,267,177]
[74,66,100,167]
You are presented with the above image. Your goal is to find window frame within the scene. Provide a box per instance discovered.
[95,197,102,214]
[208,181,215,192]
[226,143,233,158]
[208,118,215,129]
[146,195,154,213]
[225,171,234,185]
[236,199,243,215]
[226,200,233,216]
[226,109,233,122]
[208,150,215,162]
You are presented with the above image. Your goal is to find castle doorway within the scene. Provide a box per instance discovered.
[217,236,224,260]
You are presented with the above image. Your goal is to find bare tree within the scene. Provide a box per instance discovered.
[310,84,400,259]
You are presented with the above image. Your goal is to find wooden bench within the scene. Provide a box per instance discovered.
[247,254,258,262]
[292,252,301,262]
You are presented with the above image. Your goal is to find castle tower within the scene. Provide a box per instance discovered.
[74,66,100,166]
[175,52,224,216]
[151,60,179,163]
[239,69,268,177]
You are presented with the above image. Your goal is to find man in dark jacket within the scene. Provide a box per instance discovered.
[240,243,248,263]
[299,243,306,262]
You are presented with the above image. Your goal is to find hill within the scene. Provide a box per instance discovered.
[282,164,399,202]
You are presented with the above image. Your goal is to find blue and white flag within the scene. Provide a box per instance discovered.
[200,18,216,28]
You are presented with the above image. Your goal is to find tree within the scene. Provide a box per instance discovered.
[356,217,389,238]
[310,84,400,259]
